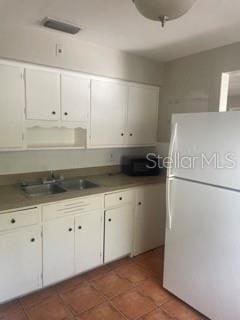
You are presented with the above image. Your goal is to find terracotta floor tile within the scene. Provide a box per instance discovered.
[116,262,152,284]
[55,275,87,294]
[139,309,173,320]
[60,282,105,315]
[138,255,164,277]
[109,257,133,269]
[83,264,114,281]
[20,287,56,309]
[0,301,27,320]
[91,271,133,298]
[132,250,156,264]
[140,308,175,320]
[111,289,157,320]
[160,297,204,320]
[76,302,125,320]
[136,277,172,306]
[25,295,73,320]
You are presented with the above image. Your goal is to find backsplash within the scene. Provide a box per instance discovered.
[0,147,155,175]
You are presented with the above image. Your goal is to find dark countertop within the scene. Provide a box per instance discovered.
[0,173,166,212]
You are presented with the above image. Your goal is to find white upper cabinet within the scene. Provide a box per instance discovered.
[90,80,128,146]
[25,68,61,121]
[127,85,159,146]
[89,79,159,148]
[61,74,90,122]
[0,64,24,149]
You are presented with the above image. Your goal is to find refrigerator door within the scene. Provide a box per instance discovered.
[169,112,240,190]
[164,178,240,320]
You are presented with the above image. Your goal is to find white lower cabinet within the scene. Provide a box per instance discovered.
[0,226,42,303]
[134,183,166,256]
[75,210,104,274]
[43,216,75,286]
[104,205,134,263]
[0,184,165,302]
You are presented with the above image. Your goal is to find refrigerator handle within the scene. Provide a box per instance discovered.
[167,123,178,178]
[166,178,173,230]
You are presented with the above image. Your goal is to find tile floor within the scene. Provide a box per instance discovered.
[0,247,208,320]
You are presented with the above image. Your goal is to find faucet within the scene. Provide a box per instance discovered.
[42,170,64,185]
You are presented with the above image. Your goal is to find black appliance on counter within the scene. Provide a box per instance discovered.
[122,155,161,177]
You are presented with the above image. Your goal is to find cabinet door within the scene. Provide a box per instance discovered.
[104,205,133,263]
[61,74,90,122]
[134,184,165,256]
[90,80,127,146]
[75,210,104,274]
[0,226,42,303]
[0,64,24,149]
[26,68,60,120]
[127,85,159,145]
[43,216,75,286]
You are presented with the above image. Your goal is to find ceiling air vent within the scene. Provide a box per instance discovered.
[42,17,82,35]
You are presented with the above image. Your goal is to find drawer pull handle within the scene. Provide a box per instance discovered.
[11,219,16,224]
[78,226,82,230]
[68,228,73,232]
[31,238,35,242]
[108,218,112,222]
[119,197,123,201]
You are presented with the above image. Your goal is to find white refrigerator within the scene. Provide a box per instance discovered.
[163,112,240,320]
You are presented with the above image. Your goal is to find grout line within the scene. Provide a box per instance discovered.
[18,299,32,320]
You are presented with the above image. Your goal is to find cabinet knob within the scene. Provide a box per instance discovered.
[64,112,68,116]
[121,133,124,136]
[68,228,73,232]
[11,218,16,224]
[138,202,142,206]
[52,111,56,115]
[130,133,133,137]
[78,226,82,230]
[119,197,123,201]
[108,218,112,222]
[31,238,35,242]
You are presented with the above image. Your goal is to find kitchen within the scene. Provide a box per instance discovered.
[0,1,240,319]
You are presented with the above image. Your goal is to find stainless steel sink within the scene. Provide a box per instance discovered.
[21,178,99,197]
[59,179,99,190]
[21,183,66,197]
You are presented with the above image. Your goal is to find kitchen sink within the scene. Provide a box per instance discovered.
[59,179,99,190]
[21,179,99,197]
[21,183,66,197]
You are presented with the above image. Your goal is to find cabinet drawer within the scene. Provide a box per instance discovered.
[105,190,135,208]
[42,195,104,221]
[0,207,40,232]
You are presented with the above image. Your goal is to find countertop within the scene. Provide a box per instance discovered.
[0,173,166,212]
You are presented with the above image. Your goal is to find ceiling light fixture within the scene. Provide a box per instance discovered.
[132,0,196,27]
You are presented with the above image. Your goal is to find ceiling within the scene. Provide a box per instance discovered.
[0,0,240,62]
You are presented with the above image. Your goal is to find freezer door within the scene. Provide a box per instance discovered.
[164,178,240,320]
[169,112,240,190]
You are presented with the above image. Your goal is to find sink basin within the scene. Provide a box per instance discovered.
[59,179,99,190]
[22,183,66,197]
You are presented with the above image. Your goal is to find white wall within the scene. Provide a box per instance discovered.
[0,26,163,86]
[0,26,162,175]
[158,41,240,142]
[0,148,155,175]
